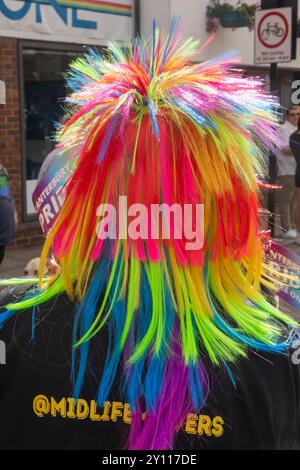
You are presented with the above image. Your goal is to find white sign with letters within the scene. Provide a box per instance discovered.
[0,0,134,45]
[254,7,292,64]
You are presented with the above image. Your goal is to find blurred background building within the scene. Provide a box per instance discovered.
[0,0,134,246]
[0,0,300,247]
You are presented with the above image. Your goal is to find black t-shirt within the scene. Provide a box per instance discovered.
[0,286,299,450]
[290,131,300,166]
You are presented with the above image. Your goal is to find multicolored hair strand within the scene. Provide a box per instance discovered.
[1,21,298,449]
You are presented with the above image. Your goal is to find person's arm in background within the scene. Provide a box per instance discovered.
[0,165,16,259]
[280,125,293,156]
[5,166,18,227]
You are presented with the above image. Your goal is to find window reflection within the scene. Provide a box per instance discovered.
[23,48,80,215]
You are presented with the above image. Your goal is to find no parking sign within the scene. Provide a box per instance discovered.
[255,7,292,64]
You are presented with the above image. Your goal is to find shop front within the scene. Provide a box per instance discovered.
[0,0,134,244]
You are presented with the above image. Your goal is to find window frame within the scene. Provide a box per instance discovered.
[18,39,94,221]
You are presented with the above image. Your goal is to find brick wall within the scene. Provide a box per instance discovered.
[0,37,43,248]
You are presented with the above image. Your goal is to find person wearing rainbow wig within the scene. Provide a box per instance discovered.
[0,21,300,450]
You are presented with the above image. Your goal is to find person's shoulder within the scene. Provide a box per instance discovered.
[280,121,290,134]
[0,283,75,320]
[236,328,300,388]
[290,131,300,144]
[0,283,33,308]
[279,121,291,139]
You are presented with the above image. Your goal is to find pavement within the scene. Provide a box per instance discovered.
[1,233,298,275]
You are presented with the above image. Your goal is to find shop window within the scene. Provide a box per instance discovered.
[22,46,82,217]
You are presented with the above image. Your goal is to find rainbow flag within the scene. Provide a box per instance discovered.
[31,0,133,17]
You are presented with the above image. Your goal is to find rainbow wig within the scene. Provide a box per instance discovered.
[1,20,298,449]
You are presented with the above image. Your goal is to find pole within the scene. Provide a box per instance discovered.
[268,62,279,236]
[134,0,141,37]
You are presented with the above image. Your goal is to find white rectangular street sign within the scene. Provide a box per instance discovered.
[0,0,134,46]
[254,7,292,64]
[0,81,6,105]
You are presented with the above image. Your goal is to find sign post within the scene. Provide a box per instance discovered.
[255,7,292,64]
[255,3,296,236]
